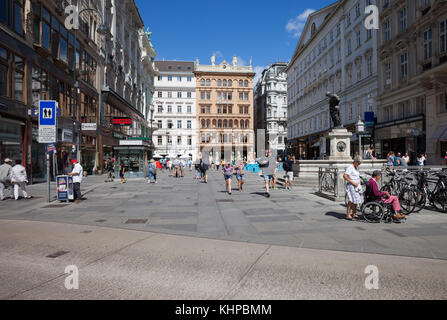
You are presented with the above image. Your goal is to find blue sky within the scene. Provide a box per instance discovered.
[135,0,335,82]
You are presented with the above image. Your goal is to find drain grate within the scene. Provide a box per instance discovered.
[46,250,70,258]
[42,204,70,209]
[125,219,148,224]
[216,199,233,203]
[95,219,107,223]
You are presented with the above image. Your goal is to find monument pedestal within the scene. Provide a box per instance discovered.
[327,128,353,161]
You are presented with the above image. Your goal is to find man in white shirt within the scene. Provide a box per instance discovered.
[0,158,13,200]
[69,159,83,201]
[11,159,31,200]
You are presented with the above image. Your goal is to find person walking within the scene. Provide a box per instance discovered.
[402,153,410,166]
[222,162,234,195]
[10,159,31,200]
[119,160,127,184]
[343,157,363,221]
[234,161,246,191]
[387,152,395,166]
[283,156,296,190]
[0,158,13,200]
[148,159,158,184]
[201,159,209,183]
[416,153,426,167]
[180,159,186,178]
[105,158,114,182]
[258,150,277,198]
[69,159,83,202]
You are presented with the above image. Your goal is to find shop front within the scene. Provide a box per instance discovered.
[375,119,425,161]
[113,140,150,178]
[0,117,24,164]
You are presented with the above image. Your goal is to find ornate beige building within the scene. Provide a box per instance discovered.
[194,56,255,163]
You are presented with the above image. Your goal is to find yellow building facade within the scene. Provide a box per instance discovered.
[194,56,256,163]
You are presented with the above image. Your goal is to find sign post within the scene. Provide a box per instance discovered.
[39,101,57,203]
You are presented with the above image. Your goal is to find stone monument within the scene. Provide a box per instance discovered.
[325,92,352,161]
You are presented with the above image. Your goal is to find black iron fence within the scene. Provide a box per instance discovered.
[318,167,339,198]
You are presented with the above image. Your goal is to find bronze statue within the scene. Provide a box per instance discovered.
[326,92,342,128]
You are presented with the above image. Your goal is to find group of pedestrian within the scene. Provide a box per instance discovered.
[221,160,246,195]
[0,158,31,201]
[387,152,410,167]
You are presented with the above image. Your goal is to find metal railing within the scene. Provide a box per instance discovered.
[318,167,339,198]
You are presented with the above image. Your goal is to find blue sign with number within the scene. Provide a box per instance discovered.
[39,101,56,126]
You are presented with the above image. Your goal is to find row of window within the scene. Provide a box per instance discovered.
[201,133,250,144]
[157,91,193,98]
[158,75,193,82]
[380,97,426,123]
[157,135,193,146]
[199,91,250,101]
[200,105,250,115]
[157,120,193,129]
[200,79,250,87]
[200,119,251,129]
[157,105,193,113]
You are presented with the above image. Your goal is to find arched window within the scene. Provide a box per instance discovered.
[245,120,249,128]
[201,79,205,86]
[239,80,243,87]
[234,120,238,128]
[223,120,227,128]
[218,120,222,128]
[201,119,205,128]
[228,80,232,87]
[212,119,217,128]
[217,79,222,87]
[244,80,248,87]
[229,120,233,128]
[206,79,210,86]
[223,80,227,87]
[206,119,210,128]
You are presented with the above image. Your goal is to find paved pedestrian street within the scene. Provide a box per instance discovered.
[1,170,447,300]
[1,170,447,259]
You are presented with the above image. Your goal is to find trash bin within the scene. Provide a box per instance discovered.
[56,175,74,202]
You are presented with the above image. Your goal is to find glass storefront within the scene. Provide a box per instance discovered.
[114,147,149,178]
[0,119,23,163]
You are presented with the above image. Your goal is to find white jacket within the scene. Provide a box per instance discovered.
[11,165,28,183]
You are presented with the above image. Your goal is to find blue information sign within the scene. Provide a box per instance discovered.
[39,101,56,126]
[364,112,375,127]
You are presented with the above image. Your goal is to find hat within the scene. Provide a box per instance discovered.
[71,159,78,164]
[4,158,12,163]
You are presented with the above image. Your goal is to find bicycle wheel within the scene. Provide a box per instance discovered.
[362,202,384,223]
[432,189,447,213]
[381,184,392,194]
[399,187,417,214]
[413,188,427,213]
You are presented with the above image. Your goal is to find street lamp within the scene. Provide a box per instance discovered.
[72,0,108,161]
[149,103,154,158]
[356,116,365,159]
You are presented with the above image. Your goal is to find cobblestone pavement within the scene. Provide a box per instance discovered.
[1,169,447,260]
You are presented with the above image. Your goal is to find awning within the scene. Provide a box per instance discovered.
[431,126,447,140]
[311,141,320,148]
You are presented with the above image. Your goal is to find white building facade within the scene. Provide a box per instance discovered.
[254,63,289,158]
[287,0,379,159]
[153,61,198,161]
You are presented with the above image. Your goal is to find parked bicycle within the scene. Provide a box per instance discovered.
[413,170,447,213]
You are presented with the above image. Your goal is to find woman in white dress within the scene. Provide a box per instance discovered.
[343,157,362,220]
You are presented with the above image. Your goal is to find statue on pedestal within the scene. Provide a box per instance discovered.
[326,92,342,128]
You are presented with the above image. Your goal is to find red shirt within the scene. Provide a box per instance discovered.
[368,179,387,200]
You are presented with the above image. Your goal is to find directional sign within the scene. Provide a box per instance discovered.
[38,101,57,143]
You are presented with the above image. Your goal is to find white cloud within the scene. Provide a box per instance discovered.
[286,8,315,38]
[213,50,223,60]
